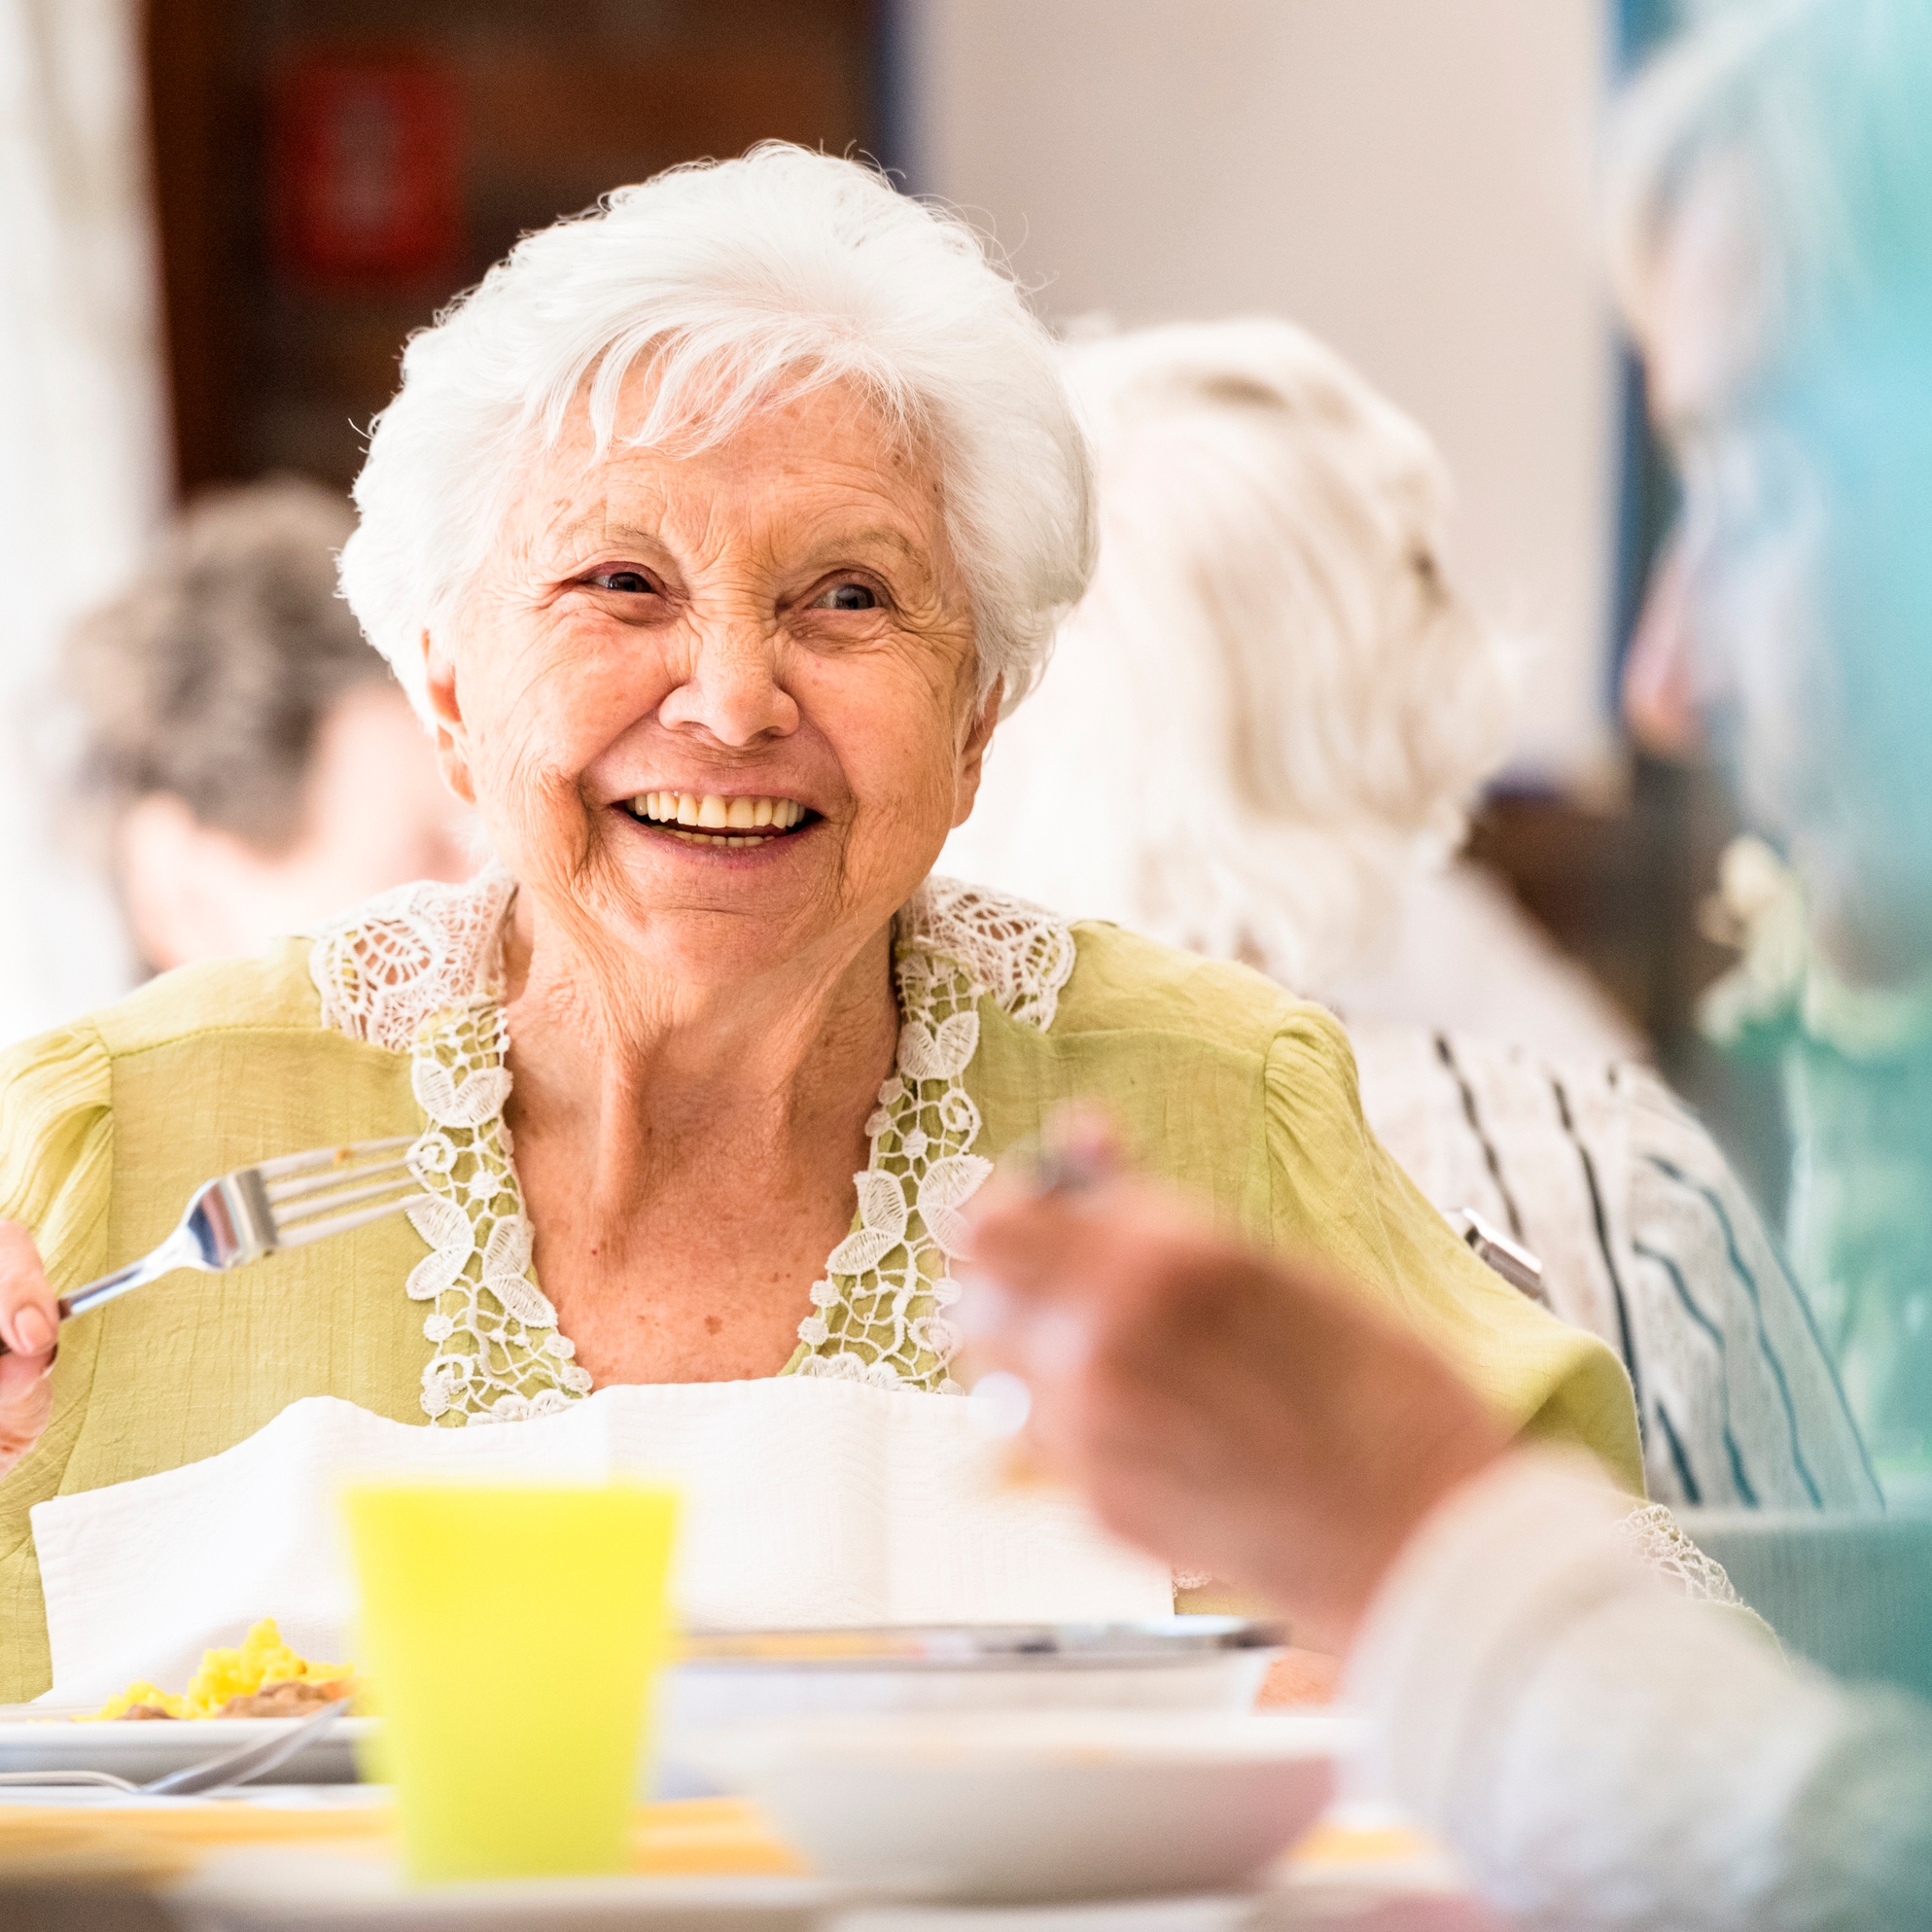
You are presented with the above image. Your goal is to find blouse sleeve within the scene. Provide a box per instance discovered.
[1263,1005,1644,1493]
[0,1023,115,1694]
[0,1025,113,1493]
[0,1022,116,1294]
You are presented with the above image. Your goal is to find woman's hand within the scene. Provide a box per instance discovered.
[961,1119,1508,1655]
[0,1223,60,1478]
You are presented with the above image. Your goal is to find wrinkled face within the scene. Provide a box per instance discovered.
[424,377,995,987]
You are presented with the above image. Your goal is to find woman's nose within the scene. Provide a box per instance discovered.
[655,623,800,746]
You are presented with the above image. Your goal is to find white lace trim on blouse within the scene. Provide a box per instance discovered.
[308,869,1075,1424]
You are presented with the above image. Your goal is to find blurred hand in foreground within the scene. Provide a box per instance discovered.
[961,1113,1508,1655]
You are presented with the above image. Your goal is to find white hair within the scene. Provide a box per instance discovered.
[944,318,1515,993]
[340,144,1094,716]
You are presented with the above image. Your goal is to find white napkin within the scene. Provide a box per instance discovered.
[33,1377,1173,1706]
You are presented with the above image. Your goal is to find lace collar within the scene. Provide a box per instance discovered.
[309,869,1075,1424]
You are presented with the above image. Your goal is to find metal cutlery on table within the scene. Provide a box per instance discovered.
[0,1137,425,1355]
[0,1696,353,1797]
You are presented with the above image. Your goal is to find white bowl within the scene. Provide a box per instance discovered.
[687,1707,1357,1903]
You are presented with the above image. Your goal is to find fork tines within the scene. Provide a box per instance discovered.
[255,1137,425,1249]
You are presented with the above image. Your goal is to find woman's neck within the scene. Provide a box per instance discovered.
[497,892,901,1191]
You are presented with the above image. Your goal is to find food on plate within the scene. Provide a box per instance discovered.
[86,1618,355,1720]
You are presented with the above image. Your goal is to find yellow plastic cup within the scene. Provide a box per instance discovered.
[343,1481,679,1883]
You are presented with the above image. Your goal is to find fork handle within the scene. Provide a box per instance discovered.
[0,1233,198,1356]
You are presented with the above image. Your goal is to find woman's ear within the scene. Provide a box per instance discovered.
[421,631,477,805]
[952,679,1002,828]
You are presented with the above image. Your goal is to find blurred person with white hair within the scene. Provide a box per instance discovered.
[946,316,1637,1059]
[948,319,1877,1513]
[0,148,1641,1699]
[63,476,478,973]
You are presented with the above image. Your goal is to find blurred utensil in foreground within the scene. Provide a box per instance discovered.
[675,1616,1286,1668]
[959,1109,1119,1462]
[1451,1207,1546,1300]
[0,1138,424,1354]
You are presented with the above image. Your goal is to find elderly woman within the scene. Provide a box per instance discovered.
[0,146,1636,1699]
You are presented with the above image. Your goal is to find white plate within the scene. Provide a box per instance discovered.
[687,1707,1360,1904]
[658,1619,1280,1796]
[3,1621,1281,1799]
[0,1705,372,1786]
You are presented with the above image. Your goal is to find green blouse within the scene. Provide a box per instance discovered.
[0,873,1640,1698]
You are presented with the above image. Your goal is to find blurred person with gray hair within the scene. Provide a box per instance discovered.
[948,317,1877,1514]
[64,475,477,973]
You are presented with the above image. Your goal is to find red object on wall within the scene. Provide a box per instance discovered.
[271,51,463,289]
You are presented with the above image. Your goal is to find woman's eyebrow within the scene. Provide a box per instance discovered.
[795,525,924,568]
[549,516,665,553]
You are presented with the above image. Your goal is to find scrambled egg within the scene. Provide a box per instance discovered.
[89,1618,355,1720]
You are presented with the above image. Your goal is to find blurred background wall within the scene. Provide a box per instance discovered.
[0,0,170,1037]
[897,0,1620,790]
[148,0,875,495]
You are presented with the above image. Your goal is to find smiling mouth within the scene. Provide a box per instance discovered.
[622,790,816,849]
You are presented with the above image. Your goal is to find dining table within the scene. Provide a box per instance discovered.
[0,1784,1500,1932]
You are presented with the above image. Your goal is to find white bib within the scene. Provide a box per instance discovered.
[31,1377,1172,1707]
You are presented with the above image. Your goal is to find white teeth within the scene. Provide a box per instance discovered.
[629,792,813,843]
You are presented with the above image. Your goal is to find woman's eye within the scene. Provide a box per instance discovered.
[589,569,653,594]
[817,581,878,612]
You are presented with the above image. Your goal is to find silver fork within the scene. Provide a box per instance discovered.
[0,1137,425,1355]
[0,1696,353,1797]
